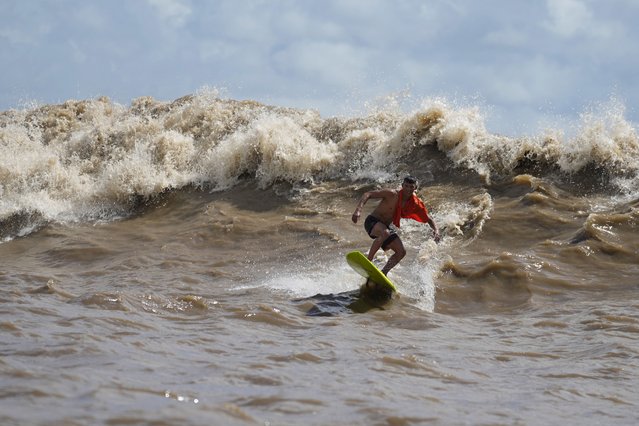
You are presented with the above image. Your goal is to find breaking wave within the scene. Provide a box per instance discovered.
[1,88,638,240]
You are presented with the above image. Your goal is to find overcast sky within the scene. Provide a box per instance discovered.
[1,0,638,135]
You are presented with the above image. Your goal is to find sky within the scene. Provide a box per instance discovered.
[1,0,638,135]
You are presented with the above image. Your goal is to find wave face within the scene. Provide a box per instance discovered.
[1,90,638,240]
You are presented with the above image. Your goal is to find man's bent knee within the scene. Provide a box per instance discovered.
[397,248,406,260]
[375,228,391,241]
[387,240,406,258]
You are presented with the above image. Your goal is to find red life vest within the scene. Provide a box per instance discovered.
[392,190,430,227]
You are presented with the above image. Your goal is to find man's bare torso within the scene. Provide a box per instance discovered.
[370,189,400,225]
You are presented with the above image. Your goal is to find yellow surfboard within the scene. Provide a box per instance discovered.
[346,251,397,293]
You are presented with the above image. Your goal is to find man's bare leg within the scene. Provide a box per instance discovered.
[367,223,392,261]
[367,239,383,261]
[381,237,406,275]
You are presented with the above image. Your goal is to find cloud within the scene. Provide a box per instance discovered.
[198,40,236,62]
[543,0,620,41]
[544,0,592,37]
[72,4,108,31]
[483,56,577,105]
[0,5,53,45]
[146,0,192,28]
[0,27,36,45]
[272,41,372,88]
[482,27,529,48]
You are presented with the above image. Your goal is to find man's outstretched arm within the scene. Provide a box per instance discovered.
[427,217,441,243]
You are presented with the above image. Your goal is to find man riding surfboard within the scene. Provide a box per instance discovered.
[351,176,440,276]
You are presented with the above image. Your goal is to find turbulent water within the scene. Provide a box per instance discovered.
[1,90,639,425]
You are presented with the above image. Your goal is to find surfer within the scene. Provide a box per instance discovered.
[351,176,440,275]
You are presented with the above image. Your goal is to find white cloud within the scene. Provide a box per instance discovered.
[0,28,35,44]
[0,12,52,45]
[543,0,619,41]
[475,55,577,105]
[68,40,87,64]
[199,40,236,62]
[482,27,529,47]
[544,0,592,37]
[272,41,372,87]
[276,8,344,41]
[73,4,107,31]
[146,0,192,28]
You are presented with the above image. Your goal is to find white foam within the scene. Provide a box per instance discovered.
[2,91,638,237]
[201,113,337,190]
[259,263,360,297]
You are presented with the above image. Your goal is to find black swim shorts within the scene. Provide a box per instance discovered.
[364,215,399,250]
